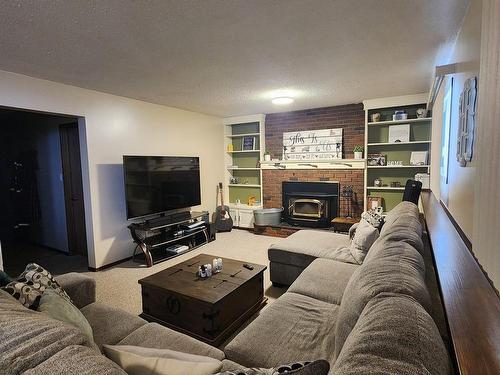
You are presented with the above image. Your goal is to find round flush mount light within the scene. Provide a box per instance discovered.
[271,97,294,105]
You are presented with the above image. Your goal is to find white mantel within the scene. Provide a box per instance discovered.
[260,159,366,170]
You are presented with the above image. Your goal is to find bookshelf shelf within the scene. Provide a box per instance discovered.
[363,95,432,213]
[367,141,431,146]
[367,165,430,169]
[225,132,260,138]
[223,115,265,228]
[367,117,432,126]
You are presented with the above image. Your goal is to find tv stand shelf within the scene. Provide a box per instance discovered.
[127,211,210,267]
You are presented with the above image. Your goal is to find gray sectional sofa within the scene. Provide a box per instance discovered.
[224,201,451,374]
[0,201,451,374]
[0,272,241,374]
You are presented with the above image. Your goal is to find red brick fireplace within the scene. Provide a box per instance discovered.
[262,103,365,220]
[262,169,364,218]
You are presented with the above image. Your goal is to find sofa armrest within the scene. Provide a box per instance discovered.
[55,272,96,309]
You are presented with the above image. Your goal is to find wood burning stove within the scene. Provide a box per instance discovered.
[289,198,324,220]
[282,181,339,228]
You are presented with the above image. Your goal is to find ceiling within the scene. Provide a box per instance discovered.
[0,0,469,117]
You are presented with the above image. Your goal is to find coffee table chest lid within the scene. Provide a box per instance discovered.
[138,254,267,305]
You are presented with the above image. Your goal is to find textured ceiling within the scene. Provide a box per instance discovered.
[0,0,469,117]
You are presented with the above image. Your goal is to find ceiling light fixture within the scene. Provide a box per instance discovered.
[271,97,294,105]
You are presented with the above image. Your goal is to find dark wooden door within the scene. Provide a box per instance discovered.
[59,123,87,256]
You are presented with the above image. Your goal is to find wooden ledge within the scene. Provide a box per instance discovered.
[260,159,366,170]
[420,191,500,375]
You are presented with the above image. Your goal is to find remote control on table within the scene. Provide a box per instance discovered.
[243,263,254,270]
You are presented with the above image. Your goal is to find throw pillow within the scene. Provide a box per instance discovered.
[103,345,223,375]
[217,360,330,375]
[348,222,359,240]
[37,288,96,347]
[349,219,379,264]
[0,270,13,287]
[361,210,385,231]
[1,263,72,309]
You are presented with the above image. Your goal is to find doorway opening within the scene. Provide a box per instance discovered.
[0,107,89,276]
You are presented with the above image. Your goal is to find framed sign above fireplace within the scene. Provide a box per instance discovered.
[282,128,343,160]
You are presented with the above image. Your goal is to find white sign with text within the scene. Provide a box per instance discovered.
[282,128,343,160]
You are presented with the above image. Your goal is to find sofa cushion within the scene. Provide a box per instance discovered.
[288,259,358,304]
[269,262,306,286]
[81,302,147,349]
[364,238,426,273]
[221,359,246,372]
[118,322,225,361]
[377,213,424,255]
[332,293,451,375]
[55,272,96,309]
[268,230,354,268]
[0,289,95,374]
[382,201,420,231]
[349,219,379,264]
[224,292,338,368]
[102,344,223,375]
[23,345,126,375]
[333,244,431,359]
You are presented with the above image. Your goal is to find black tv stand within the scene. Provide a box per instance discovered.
[144,210,191,230]
[127,211,210,267]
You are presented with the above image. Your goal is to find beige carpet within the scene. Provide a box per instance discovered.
[84,229,286,316]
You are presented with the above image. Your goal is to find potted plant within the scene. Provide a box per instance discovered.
[353,145,364,159]
[263,151,272,161]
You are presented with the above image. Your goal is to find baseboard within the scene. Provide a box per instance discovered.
[88,256,132,272]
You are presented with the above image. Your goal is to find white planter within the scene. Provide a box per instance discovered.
[264,154,271,161]
[354,151,363,159]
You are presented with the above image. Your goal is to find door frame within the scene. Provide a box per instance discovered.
[59,122,88,257]
[0,105,93,268]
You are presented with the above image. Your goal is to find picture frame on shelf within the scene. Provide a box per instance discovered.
[410,151,428,166]
[388,124,410,143]
[367,196,383,211]
[242,136,256,151]
[367,153,387,166]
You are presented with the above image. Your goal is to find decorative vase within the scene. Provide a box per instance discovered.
[264,154,271,161]
[354,151,363,159]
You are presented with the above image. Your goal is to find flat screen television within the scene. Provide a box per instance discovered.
[123,155,201,219]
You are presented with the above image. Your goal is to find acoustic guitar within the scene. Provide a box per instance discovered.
[215,182,233,232]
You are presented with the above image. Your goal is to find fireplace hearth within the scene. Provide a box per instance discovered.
[282,181,339,228]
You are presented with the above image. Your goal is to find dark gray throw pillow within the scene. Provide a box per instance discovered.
[217,360,330,375]
[0,270,14,287]
[38,288,97,348]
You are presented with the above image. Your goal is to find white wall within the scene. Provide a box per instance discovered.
[430,0,482,240]
[0,70,224,268]
[473,0,500,288]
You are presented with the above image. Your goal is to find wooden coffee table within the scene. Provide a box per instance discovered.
[138,253,267,346]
